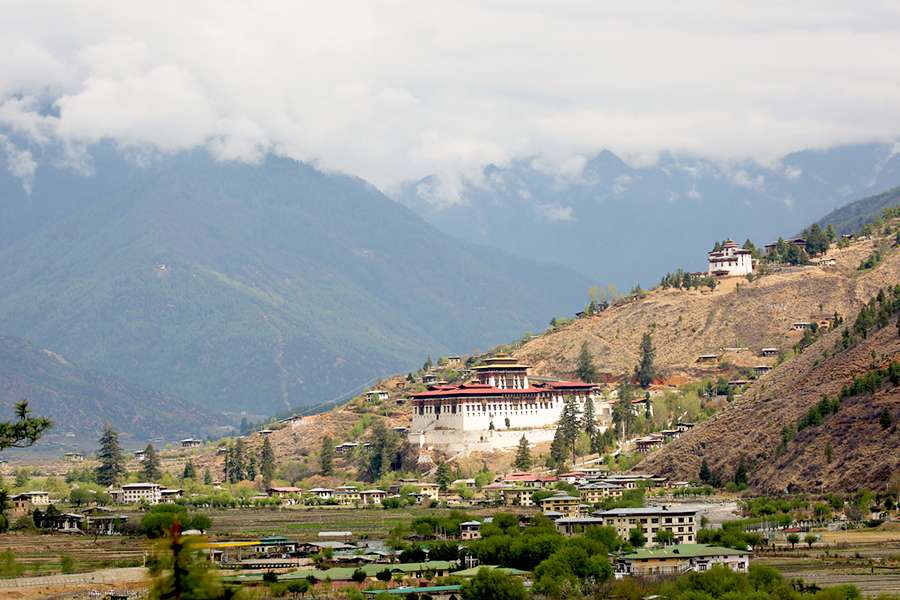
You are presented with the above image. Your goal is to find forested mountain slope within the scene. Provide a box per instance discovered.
[0,335,220,445]
[0,147,589,417]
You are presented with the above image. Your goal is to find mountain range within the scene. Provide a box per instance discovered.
[0,145,589,421]
[395,142,900,286]
[0,335,218,446]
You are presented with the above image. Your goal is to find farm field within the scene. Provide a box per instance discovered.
[756,524,900,595]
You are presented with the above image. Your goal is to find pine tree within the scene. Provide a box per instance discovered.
[549,427,566,469]
[202,468,212,485]
[259,436,276,487]
[576,342,597,383]
[95,424,125,487]
[142,443,162,481]
[320,436,334,476]
[699,458,712,484]
[636,332,655,388]
[559,397,581,464]
[246,455,257,481]
[182,460,196,480]
[436,461,451,491]
[514,435,532,470]
[225,439,246,483]
[582,397,597,452]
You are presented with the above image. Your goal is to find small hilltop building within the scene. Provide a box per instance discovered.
[707,240,753,277]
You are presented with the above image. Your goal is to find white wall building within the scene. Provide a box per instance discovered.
[410,354,611,451]
[707,240,753,277]
[115,483,163,504]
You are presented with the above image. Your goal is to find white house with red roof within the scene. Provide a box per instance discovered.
[409,354,611,451]
[707,240,753,277]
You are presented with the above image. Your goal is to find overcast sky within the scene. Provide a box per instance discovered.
[2,1,900,195]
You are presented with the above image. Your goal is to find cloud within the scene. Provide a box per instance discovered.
[732,170,766,191]
[534,203,575,222]
[2,1,900,191]
[0,134,37,192]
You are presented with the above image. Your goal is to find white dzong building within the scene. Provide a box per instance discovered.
[409,354,611,452]
[707,240,753,277]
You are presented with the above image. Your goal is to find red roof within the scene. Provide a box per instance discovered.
[412,379,594,400]
[503,472,559,482]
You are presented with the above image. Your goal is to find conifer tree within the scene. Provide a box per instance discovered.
[320,436,334,476]
[576,342,598,383]
[436,461,451,491]
[699,458,712,485]
[0,401,51,451]
[246,455,257,481]
[95,424,125,487]
[636,331,655,389]
[582,397,597,452]
[142,443,162,481]
[514,435,532,470]
[225,439,246,483]
[202,468,212,485]
[182,460,196,480]
[559,397,581,464]
[549,427,566,469]
[259,436,276,487]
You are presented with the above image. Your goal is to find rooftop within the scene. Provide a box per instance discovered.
[596,506,697,516]
[622,544,749,560]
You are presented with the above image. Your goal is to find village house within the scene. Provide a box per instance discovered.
[540,492,581,518]
[595,506,698,546]
[578,482,624,504]
[760,347,779,357]
[63,452,85,462]
[791,321,814,331]
[365,389,389,403]
[617,544,750,577]
[555,516,607,536]
[634,434,665,453]
[414,482,440,501]
[9,491,51,517]
[334,442,360,454]
[278,414,304,429]
[502,472,559,488]
[410,354,612,451]
[452,478,476,489]
[160,488,183,502]
[459,520,482,540]
[754,364,772,375]
[112,482,163,504]
[268,486,303,499]
[359,489,386,506]
[660,429,682,442]
[335,489,362,506]
[500,487,535,507]
[764,238,807,255]
[133,449,146,461]
[309,487,334,500]
[388,479,421,495]
[696,353,720,364]
[707,240,754,277]
[180,438,202,448]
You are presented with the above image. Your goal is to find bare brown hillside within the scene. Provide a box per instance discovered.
[638,311,900,494]
[516,237,900,381]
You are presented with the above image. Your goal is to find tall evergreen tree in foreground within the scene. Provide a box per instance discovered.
[142,443,162,481]
[559,397,581,465]
[259,436,276,488]
[514,435,532,470]
[576,342,598,382]
[95,424,125,486]
[182,460,196,480]
[224,439,247,483]
[636,331,656,388]
[320,436,334,476]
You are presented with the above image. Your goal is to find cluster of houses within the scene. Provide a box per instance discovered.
[10,491,128,535]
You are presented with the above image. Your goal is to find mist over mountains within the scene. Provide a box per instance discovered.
[0,144,589,420]
[395,142,900,286]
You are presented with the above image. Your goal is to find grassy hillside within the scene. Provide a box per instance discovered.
[0,147,589,418]
[815,185,900,234]
[0,335,220,446]
[513,234,899,384]
[638,292,900,494]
